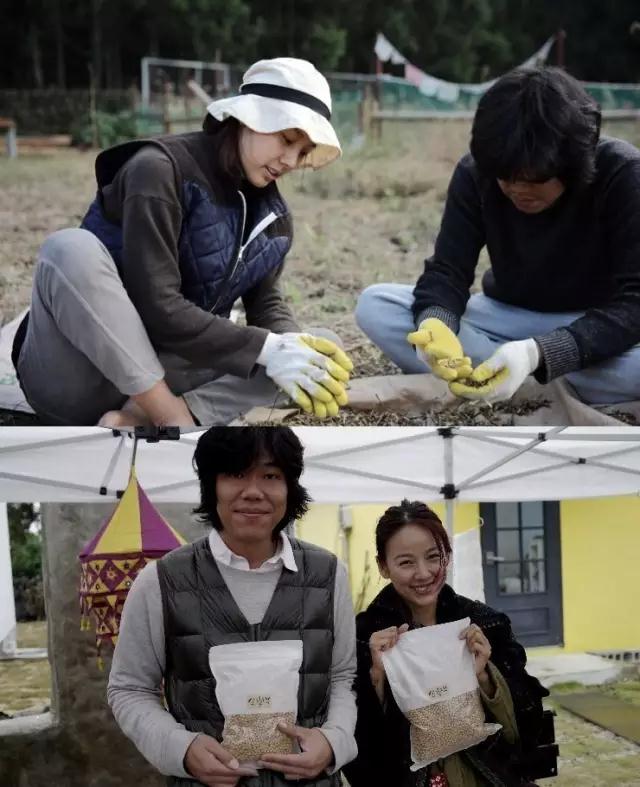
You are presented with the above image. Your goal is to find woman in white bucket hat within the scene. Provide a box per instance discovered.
[207,57,341,171]
[12,57,351,427]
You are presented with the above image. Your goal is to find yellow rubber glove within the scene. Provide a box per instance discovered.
[406,318,473,382]
[301,334,352,418]
[257,332,351,419]
[310,395,341,419]
[304,369,349,418]
[300,335,354,381]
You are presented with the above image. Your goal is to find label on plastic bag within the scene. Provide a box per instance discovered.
[381,617,501,769]
[209,640,303,766]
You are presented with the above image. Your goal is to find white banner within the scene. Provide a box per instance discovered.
[0,503,17,656]
[374,32,407,65]
[452,527,485,602]
[375,32,556,102]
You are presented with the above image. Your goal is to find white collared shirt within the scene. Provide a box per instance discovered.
[208,527,298,573]
[111,537,358,777]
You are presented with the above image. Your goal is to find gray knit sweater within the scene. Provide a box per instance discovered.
[107,553,357,780]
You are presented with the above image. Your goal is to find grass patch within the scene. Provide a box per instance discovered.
[0,658,51,714]
[0,621,50,716]
[549,681,590,694]
[16,619,47,648]
[603,678,640,708]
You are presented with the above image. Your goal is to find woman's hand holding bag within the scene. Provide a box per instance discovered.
[368,624,410,702]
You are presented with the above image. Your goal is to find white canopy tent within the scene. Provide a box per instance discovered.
[1,425,639,614]
[0,504,17,657]
[1,426,639,507]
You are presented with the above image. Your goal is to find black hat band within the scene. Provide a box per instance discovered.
[240,83,331,121]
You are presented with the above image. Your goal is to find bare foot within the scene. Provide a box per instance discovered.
[162,395,196,427]
[99,382,196,427]
[97,409,150,428]
[121,398,152,422]
[132,383,196,426]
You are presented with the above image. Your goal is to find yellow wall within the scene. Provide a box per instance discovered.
[298,496,640,653]
[559,496,640,652]
[295,504,343,559]
[299,501,480,612]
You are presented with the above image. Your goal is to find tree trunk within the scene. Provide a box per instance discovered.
[52,0,66,88]
[91,0,103,89]
[148,16,159,57]
[106,39,122,89]
[28,23,44,88]
[287,0,294,55]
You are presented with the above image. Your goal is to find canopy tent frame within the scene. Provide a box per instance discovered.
[2,425,640,613]
[2,427,640,509]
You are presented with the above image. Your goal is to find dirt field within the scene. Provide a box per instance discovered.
[2,120,639,424]
[0,123,469,327]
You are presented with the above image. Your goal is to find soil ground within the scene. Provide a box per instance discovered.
[1,121,639,425]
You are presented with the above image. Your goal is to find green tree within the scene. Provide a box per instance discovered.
[304,22,347,71]
[8,504,41,580]
[1,0,639,88]
[8,504,44,622]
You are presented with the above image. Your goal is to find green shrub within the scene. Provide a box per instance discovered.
[13,576,45,621]
[70,110,139,148]
[8,503,44,621]
[11,531,41,580]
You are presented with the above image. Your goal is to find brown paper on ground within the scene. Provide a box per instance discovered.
[237,375,639,426]
[230,406,298,425]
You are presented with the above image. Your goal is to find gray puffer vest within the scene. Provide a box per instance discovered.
[157,535,341,787]
[80,132,292,317]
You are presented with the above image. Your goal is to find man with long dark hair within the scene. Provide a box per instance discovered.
[357,66,640,405]
[108,426,357,786]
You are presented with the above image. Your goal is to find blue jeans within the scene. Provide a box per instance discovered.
[355,283,640,405]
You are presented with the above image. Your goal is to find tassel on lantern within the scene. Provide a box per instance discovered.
[78,466,186,662]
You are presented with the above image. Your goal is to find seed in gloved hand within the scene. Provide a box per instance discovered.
[450,366,510,397]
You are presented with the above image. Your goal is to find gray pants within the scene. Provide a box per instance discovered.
[16,228,286,425]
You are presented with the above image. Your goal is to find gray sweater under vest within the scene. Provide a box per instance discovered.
[107,538,357,782]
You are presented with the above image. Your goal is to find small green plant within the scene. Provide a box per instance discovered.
[284,283,303,305]
[70,110,138,149]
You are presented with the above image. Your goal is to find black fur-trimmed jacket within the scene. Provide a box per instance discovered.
[343,583,549,787]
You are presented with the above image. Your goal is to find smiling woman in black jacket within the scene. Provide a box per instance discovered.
[343,500,550,787]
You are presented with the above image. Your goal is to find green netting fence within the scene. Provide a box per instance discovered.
[1,73,638,143]
[332,75,640,115]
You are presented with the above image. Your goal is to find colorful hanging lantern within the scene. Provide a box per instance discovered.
[79,468,185,665]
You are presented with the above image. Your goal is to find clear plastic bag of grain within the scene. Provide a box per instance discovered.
[209,640,303,768]
[381,617,501,770]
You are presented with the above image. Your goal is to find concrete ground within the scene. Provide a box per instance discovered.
[527,650,624,687]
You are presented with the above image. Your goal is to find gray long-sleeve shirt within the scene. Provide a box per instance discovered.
[101,142,300,378]
[107,548,357,779]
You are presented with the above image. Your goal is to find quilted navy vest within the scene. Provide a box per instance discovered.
[157,535,341,787]
[80,133,292,317]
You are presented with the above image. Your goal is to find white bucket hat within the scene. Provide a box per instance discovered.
[206,57,341,170]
